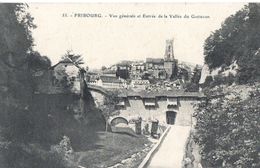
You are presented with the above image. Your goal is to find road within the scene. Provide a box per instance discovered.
[147,125,191,168]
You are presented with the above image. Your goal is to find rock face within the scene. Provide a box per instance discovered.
[199,61,239,84]
[199,64,210,84]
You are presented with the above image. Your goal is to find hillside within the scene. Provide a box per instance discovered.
[189,3,260,168]
[202,3,260,85]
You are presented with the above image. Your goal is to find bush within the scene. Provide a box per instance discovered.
[0,142,75,168]
[194,88,260,167]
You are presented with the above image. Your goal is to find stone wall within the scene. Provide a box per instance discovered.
[118,97,198,126]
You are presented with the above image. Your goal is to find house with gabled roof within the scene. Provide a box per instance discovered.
[33,58,86,94]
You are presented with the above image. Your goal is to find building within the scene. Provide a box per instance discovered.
[91,75,127,89]
[116,90,205,126]
[144,39,178,80]
[33,58,86,94]
[116,63,130,79]
[130,79,150,90]
[145,58,167,79]
[129,61,145,79]
[163,39,178,79]
[102,69,117,77]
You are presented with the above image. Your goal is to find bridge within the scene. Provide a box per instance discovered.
[87,84,110,96]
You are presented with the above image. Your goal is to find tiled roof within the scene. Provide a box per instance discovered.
[146,58,164,64]
[131,80,150,84]
[50,58,85,72]
[118,89,205,98]
[100,75,124,83]
[102,70,117,74]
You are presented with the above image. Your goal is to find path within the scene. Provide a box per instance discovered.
[146,125,191,168]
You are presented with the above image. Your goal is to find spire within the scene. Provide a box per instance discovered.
[164,39,174,61]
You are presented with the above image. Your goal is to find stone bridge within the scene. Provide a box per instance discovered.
[87,84,110,96]
[87,84,111,107]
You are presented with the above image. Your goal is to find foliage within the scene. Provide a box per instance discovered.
[0,4,35,56]
[99,91,120,131]
[201,73,236,88]
[101,66,107,71]
[61,50,84,65]
[177,67,189,81]
[185,66,202,92]
[1,142,74,168]
[194,87,260,168]
[0,3,35,142]
[100,93,118,118]
[204,3,260,84]
[0,4,76,168]
[28,51,51,72]
[50,136,74,163]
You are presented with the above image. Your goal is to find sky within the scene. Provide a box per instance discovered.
[29,3,246,69]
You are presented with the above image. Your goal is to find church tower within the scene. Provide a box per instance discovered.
[164,39,174,61]
[164,39,178,79]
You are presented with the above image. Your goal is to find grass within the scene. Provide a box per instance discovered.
[74,131,151,168]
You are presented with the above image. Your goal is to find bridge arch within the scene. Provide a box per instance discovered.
[110,116,128,126]
[87,84,109,96]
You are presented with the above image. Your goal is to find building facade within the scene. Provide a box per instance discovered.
[144,39,178,80]
[116,90,205,126]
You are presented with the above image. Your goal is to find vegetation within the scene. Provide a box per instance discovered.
[185,65,202,92]
[61,50,84,65]
[75,131,151,168]
[204,3,260,84]
[194,4,260,168]
[0,4,76,168]
[194,87,260,168]
[99,91,120,131]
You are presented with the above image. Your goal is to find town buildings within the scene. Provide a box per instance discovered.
[117,39,178,81]
[87,38,182,90]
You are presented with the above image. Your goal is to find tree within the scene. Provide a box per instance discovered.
[28,51,51,72]
[0,3,36,143]
[0,4,74,168]
[194,87,260,167]
[61,50,84,65]
[99,91,120,132]
[204,4,260,84]
[191,66,202,84]
[101,66,107,71]
[185,66,202,92]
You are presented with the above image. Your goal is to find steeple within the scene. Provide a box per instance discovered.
[164,39,174,61]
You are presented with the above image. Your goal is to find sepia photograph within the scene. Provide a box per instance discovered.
[0,1,259,168]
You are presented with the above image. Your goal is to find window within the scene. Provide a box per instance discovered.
[167,98,178,108]
[144,98,156,106]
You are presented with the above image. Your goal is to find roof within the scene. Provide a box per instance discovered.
[117,62,130,67]
[99,75,125,83]
[146,58,164,64]
[118,90,205,99]
[102,69,117,74]
[88,77,97,82]
[131,80,150,84]
[50,57,85,72]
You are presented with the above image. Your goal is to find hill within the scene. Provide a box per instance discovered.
[202,3,260,85]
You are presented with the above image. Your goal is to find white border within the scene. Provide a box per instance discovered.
[0,0,258,4]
